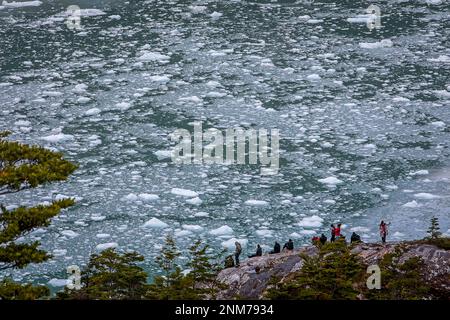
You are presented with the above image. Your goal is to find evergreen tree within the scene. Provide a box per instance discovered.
[186,239,226,298]
[0,131,77,299]
[0,278,49,300]
[57,248,148,300]
[427,216,442,239]
[146,235,199,299]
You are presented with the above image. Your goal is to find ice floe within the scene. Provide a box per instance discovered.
[143,218,169,229]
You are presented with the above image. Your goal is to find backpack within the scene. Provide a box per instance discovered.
[236,243,242,254]
[224,255,235,268]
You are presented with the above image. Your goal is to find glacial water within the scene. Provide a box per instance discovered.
[0,0,449,287]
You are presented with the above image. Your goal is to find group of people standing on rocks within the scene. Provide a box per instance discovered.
[228,220,390,268]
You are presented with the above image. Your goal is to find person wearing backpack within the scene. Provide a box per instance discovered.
[235,241,242,267]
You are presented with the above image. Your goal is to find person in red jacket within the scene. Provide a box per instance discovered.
[379,220,389,244]
[335,223,342,238]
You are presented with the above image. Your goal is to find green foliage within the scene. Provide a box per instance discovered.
[0,133,77,274]
[0,136,78,193]
[0,132,77,297]
[0,199,75,271]
[57,248,148,300]
[0,278,49,300]
[185,239,227,298]
[424,237,450,250]
[365,246,431,300]
[146,236,224,300]
[266,241,365,300]
[427,216,442,239]
[146,235,198,299]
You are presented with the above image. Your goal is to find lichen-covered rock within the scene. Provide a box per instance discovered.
[215,242,450,299]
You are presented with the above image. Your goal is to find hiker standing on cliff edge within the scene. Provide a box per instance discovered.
[379,220,389,244]
[234,241,242,267]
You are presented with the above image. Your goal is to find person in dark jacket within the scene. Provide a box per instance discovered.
[234,241,242,267]
[283,239,294,251]
[248,244,262,258]
[269,241,281,254]
[350,232,361,243]
[330,224,336,242]
[320,233,327,245]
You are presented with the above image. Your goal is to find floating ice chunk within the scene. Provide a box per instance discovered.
[73,83,88,93]
[210,225,234,236]
[189,5,207,14]
[428,55,450,63]
[347,14,375,24]
[350,227,370,233]
[149,75,171,83]
[115,102,132,110]
[137,51,170,63]
[182,224,204,232]
[364,143,377,150]
[359,39,393,49]
[41,133,74,143]
[14,120,31,127]
[431,121,445,127]
[171,188,199,198]
[61,230,79,238]
[414,193,441,200]
[206,80,221,88]
[178,96,203,103]
[48,278,69,287]
[307,74,321,81]
[289,232,302,239]
[403,200,421,208]
[2,1,42,8]
[210,11,222,19]
[143,218,169,229]
[410,170,429,176]
[138,193,159,202]
[300,230,316,235]
[91,214,106,221]
[186,197,203,205]
[321,142,333,148]
[221,238,247,250]
[244,200,269,206]
[194,211,209,217]
[96,242,118,251]
[175,230,192,237]
[206,91,227,98]
[85,108,101,116]
[318,176,343,186]
[306,19,323,24]
[96,233,110,238]
[77,9,106,17]
[256,229,273,237]
[298,215,324,228]
[77,97,91,104]
[53,249,67,256]
[122,193,138,202]
[154,150,172,160]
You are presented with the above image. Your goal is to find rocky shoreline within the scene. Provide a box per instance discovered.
[215,242,450,299]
